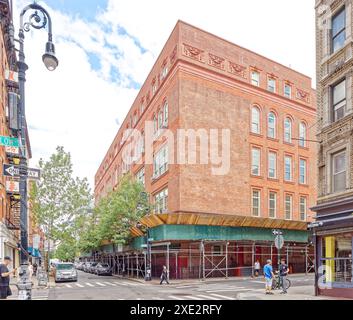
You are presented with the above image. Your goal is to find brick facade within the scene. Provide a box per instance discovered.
[95,21,317,226]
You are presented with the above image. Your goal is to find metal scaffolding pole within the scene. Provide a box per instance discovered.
[252,242,255,277]
[202,241,205,280]
[225,242,228,279]
[136,254,139,279]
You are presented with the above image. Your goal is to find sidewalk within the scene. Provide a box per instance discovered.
[236,285,334,300]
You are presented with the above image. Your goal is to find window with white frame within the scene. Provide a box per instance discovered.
[284,156,293,181]
[267,78,276,93]
[251,71,260,87]
[251,106,261,134]
[136,167,145,187]
[252,190,261,217]
[285,194,293,220]
[268,152,277,179]
[299,122,307,147]
[284,118,292,143]
[332,7,346,54]
[251,148,261,176]
[332,151,346,193]
[332,79,346,122]
[284,83,292,99]
[269,192,277,218]
[161,65,169,79]
[158,109,163,129]
[163,101,169,127]
[153,145,168,179]
[268,112,276,138]
[153,114,158,133]
[299,159,307,184]
[155,188,168,214]
[300,196,307,221]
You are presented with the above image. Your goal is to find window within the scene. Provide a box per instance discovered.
[300,197,307,221]
[284,156,293,181]
[268,152,277,179]
[163,101,169,126]
[136,168,145,187]
[153,114,158,133]
[252,190,261,217]
[153,145,168,179]
[251,71,260,87]
[140,104,145,115]
[285,194,293,220]
[158,109,163,129]
[332,8,346,53]
[269,192,277,218]
[299,122,307,147]
[284,118,292,143]
[284,84,292,99]
[252,148,261,176]
[268,112,276,138]
[268,78,276,93]
[332,151,346,193]
[161,65,169,79]
[152,82,157,95]
[155,189,168,214]
[251,106,261,134]
[332,80,346,122]
[299,159,307,184]
[212,245,223,256]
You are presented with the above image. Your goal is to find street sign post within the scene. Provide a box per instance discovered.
[275,235,284,250]
[0,136,19,148]
[3,164,41,180]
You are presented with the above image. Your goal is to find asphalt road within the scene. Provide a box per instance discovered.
[47,271,315,301]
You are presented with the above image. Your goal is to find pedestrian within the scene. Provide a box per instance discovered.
[160,265,170,285]
[0,257,17,300]
[279,258,289,294]
[33,263,38,276]
[263,259,275,295]
[28,262,34,280]
[254,260,261,277]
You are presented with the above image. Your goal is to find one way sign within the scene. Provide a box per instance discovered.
[3,164,41,181]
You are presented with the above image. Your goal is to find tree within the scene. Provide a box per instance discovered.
[30,146,92,266]
[77,174,151,253]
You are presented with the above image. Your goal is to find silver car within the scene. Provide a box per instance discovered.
[54,263,78,283]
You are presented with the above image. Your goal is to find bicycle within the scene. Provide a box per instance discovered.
[272,274,291,291]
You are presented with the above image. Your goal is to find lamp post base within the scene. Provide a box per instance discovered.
[17,263,32,300]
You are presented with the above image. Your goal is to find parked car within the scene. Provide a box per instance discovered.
[83,262,92,273]
[95,264,112,276]
[75,262,84,271]
[54,263,78,283]
[88,262,99,273]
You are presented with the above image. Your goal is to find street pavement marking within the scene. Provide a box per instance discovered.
[85,283,94,287]
[206,289,250,293]
[184,296,203,300]
[76,283,84,288]
[114,282,128,286]
[95,282,106,287]
[210,294,235,300]
[65,284,73,288]
[168,295,184,300]
[197,295,220,300]
[122,282,139,286]
[104,282,116,286]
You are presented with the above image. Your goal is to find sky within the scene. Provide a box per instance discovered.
[11,0,316,190]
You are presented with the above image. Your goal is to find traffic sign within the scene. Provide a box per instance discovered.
[3,164,41,180]
[275,235,285,250]
[6,181,20,194]
[5,146,20,155]
[0,136,19,148]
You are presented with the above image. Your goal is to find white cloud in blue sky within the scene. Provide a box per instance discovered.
[12,0,316,190]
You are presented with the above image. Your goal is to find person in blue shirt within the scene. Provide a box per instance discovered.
[263,259,275,295]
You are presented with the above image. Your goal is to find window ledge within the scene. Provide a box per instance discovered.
[250,175,264,180]
[268,178,279,182]
[284,180,295,185]
[250,132,263,138]
[299,183,309,188]
[267,137,279,143]
[151,170,169,184]
[283,142,295,147]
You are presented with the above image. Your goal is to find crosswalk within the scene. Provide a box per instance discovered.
[56,280,145,290]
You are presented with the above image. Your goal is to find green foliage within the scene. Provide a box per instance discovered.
[30,146,92,260]
[77,174,151,253]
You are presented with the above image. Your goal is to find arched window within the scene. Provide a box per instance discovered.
[251,106,261,134]
[284,117,292,143]
[268,112,276,138]
[299,122,307,147]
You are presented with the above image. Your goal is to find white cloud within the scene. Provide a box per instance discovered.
[12,0,316,190]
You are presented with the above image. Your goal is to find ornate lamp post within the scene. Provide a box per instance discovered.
[16,3,58,300]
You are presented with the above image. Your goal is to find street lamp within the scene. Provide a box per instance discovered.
[15,3,58,300]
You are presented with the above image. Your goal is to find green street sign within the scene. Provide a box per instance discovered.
[0,136,19,148]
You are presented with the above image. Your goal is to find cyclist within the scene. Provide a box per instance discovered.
[279,258,289,294]
[263,260,275,295]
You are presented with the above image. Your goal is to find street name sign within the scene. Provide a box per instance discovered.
[3,164,41,180]
[0,136,19,148]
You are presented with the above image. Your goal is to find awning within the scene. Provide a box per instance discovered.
[28,247,42,258]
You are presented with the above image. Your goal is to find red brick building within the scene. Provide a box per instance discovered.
[94,21,317,279]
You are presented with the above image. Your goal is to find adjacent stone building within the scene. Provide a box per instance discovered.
[312,0,353,299]
[95,21,317,280]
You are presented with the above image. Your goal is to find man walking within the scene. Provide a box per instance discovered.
[0,257,16,300]
[160,265,170,285]
[279,259,289,294]
[263,259,275,295]
[254,260,261,277]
